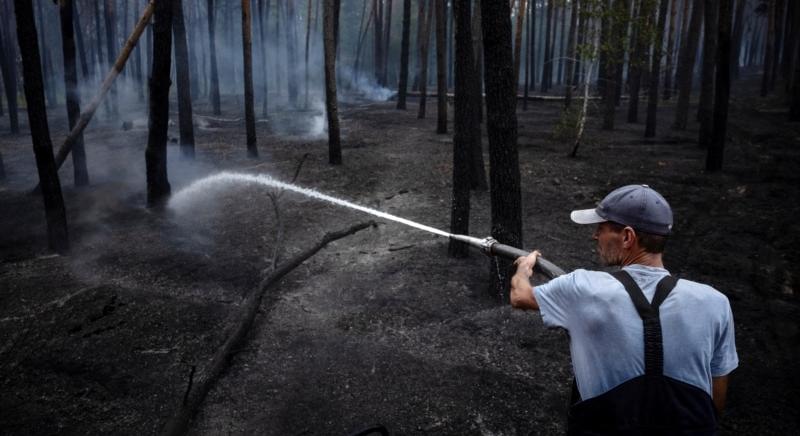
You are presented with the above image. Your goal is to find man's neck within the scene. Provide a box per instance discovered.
[621,251,664,268]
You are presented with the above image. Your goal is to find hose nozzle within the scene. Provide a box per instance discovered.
[448,233,566,279]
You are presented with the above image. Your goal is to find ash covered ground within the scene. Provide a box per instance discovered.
[1,81,799,435]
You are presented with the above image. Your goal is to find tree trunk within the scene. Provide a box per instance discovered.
[352,0,373,85]
[14,0,69,253]
[59,0,89,187]
[528,0,536,92]
[770,0,784,87]
[730,0,746,79]
[188,1,200,100]
[146,0,173,207]
[72,0,90,80]
[449,0,473,258]
[383,0,393,86]
[286,1,299,107]
[35,0,57,108]
[662,0,680,99]
[673,0,703,129]
[541,0,554,92]
[760,0,775,96]
[565,0,579,108]
[241,0,258,157]
[472,0,484,124]
[604,0,628,130]
[698,0,717,147]
[258,0,270,116]
[417,4,433,119]
[644,0,670,137]
[207,0,221,114]
[413,0,425,91]
[627,0,647,123]
[597,0,610,96]
[396,0,411,109]
[513,0,528,93]
[706,0,731,171]
[172,0,196,158]
[373,0,383,85]
[104,0,119,117]
[436,0,447,134]
[304,0,313,108]
[0,3,19,134]
[558,1,568,85]
[323,0,341,165]
[481,0,522,298]
[789,4,800,120]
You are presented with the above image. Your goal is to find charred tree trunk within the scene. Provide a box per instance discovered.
[565,0,580,109]
[558,1,568,85]
[72,0,89,80]
[541,0,554,92]
[172,0,196,158]
[104,0,119,117]
[373,0,384,85]
[513,0,528,93]
[396,0,411,109]
[323,0,341,165]
[146,0,173,207]
[383,0,393,86]
[528,0,536,92]
[706,0,731,171]
[0,4,19,134]
[663,0,680,99]
[449,0,473,258]
[436,0,448,134]
[604,0,628,130]
[14,0,69,253]
[523,0,533,110]
[304,0,313,108]
[481,0,522,298]
[207,0,221,114]
[472,0,484,123]
[258,0,269,116]
[417,4,433,119]
[627,0,647,123]
[352,0,373,85]
[59,0,89,186]
[760,0,775,96]
[698,0,717,147]
[644,0,670,138]
[242,0,258,157]
[790,4,800,120]
[673,0,703,129]
[35,0,56,108]
[286,1,299,107]
[412,0,424,91]
[730,0,745,79]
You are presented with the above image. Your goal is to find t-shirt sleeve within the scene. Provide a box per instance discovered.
[533,271,582,329]
[710,299,739,377]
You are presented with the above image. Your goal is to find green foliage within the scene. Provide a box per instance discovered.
[552,103,590,144]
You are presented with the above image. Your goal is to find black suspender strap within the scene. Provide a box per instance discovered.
[610,270,678,376]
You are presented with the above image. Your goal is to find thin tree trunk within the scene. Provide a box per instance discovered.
[472,0,484,124]
[383,0,393,86]
[36,0,57,108]
[604,0,628,130]
[789,3,800,120]
[698,0,718,147]
[258,0,269,116]
[304,0,313,108]
[523,0,531,110]
[208,0,221,114]
[286,1,299,107]
[133,0,145,101]
[413,0,424,91]
[730,0,745,79]
[662,0,680,99]
[529,0,536,92]
[770,0,784,87]
[0,2,19,134]
[59,0,89,187]
[571,11,600,157]
[644,0,670,137]
[242,0,258,157]
[353,0,373,85]
[673,0,703,129]
[627,0,648,123]
[541,0,554,92]
[396,0,411,109]
[188,1,200,100]
[565,0,579,108]
[104,0,119,117]
[481,0,522,298]
[613,0,630,106]
[323,0,341,165]
[171,0,195,158]
[14,0,69,253]
[72,0,90,80]
[417,4,433,119]
[373,0,384,85]
[558,1,568,85]
[436,0,448,133]
[706,0,731,171]
[513,0,528,93]
[146,0,173,207]
[760,0,775,96]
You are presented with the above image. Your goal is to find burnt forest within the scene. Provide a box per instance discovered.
[0,0,798,434]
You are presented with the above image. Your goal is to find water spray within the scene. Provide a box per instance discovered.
[170,172,566,279]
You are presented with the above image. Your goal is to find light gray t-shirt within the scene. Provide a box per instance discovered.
[534,264,738,401]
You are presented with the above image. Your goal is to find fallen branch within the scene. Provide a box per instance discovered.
[160,220,375,436]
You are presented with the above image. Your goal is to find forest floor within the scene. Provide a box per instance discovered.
[1,76,799,435]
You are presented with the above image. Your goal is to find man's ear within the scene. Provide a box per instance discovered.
[622,227,636,248]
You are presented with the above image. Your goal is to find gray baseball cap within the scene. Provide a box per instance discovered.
[570,185,673,236]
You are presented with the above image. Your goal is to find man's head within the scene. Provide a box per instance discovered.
[570,185,672,266]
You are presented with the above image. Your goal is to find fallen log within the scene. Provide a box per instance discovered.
[160,220,375,436]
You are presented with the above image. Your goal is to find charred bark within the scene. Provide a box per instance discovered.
[436,0,448,134]
[730,0,745,79]
[207,0,221,115]
[541,0,554,92]
[146,0,173,207]
[173,0,196,158]
[706,0,731,171]
[513,0,528,93]
[104,0,119,117]
[644,0,670,138]
[72,0,89,80]
[396,0,411,109]
[760,0,775,96]
[14,0,69,253]
[663,0,680,99]
[673,0,703,129]
[242,0,258,157]
[481,0,522,298]
[417,4,433,119]
[0,4,19,134]
[59,0,89,186]
[323,0,341,165]
[698,0,717,147]
[373,0,384,85]
[565,0,580,109]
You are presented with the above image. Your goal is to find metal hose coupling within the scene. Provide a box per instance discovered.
[448,234,497,256]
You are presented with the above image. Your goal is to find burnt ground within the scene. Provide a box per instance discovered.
[1,76,799,435]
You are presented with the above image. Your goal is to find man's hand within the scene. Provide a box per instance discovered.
[509,250,541,310]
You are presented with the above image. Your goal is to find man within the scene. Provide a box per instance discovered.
[510,185,738,435]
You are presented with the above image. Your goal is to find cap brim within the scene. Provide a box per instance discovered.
[570,208,607,225]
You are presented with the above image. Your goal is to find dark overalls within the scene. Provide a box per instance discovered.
[567,271,718,436]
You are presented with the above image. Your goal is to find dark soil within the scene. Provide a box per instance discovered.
[1,77,798,435]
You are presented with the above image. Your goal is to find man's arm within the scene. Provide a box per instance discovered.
[510,251,541,310]
[712,375,729,416]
